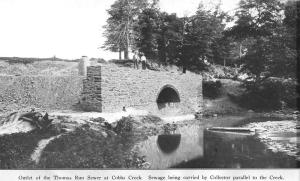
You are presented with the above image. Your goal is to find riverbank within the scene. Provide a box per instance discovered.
[137,112,298,168]
[0,110,298,169]
[243,120,299,161]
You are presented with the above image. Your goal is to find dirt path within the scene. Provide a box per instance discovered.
[31,134,63,164]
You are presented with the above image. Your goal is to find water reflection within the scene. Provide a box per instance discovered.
[177,129,298,168]
[137,125,203,169]
[138,125,298,169]
[157,134,181,154]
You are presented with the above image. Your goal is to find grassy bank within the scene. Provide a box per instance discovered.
[202,79,245,115]
[0,111,297,169]
[0,130,59,168]
[0,115,165,169]
[182,112,296,129]
[202,77,298,116]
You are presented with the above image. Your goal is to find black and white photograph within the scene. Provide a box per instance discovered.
[0,0,299,170]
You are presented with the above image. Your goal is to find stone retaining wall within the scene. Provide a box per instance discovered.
[81,64,203,114]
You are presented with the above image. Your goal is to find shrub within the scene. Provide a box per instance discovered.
[237,78,297,111]
[38,127,144,168]
[203,80,222,99]
[0,131,58,168]
[281,80,297,108]
[113,116,135,134]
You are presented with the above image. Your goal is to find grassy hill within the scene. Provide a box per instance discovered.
[0,57,80,76]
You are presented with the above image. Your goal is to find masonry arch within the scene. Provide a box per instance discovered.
[81,65,202,113]
[156,85,180,110]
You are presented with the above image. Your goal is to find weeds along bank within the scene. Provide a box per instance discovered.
[0,115,165,169]
[0,75,84,112]
[0,60,79,76]
[1,112,297,168]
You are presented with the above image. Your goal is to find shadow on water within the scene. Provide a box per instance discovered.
[137,124,298,169]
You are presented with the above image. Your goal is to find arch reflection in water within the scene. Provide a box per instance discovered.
[157,134,181,154]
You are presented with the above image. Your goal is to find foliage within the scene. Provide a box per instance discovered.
[186,4,228,64]
[113,115,162,135]
[133,2,231,72]
[203,80,223,99]
[102,0,158,59]
[133,9,184,64]
[38,126,145,168]
[229,0,284,39]
[227,0,297,80]
[0,131,58,169]
[221,0,298,111]
[39,115,163,168]
[103,1,233,70]
[134,7,161,60]
[113,116,135,134]
[103,0,297,85]
[235,78,297,111]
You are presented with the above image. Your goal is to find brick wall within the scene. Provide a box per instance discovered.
[81,64,203,115]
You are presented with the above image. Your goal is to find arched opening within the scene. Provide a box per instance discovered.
[156,86,180,111]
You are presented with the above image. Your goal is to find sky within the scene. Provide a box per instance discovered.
[0,0,240,60]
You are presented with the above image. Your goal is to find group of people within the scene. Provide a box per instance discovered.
[132,51,147,70]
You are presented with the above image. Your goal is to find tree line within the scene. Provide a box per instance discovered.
[102,0,297,80]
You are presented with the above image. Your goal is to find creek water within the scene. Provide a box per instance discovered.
[137,118,299,169]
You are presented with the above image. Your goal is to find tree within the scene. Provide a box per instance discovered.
[102,0,158,59]
[125,1,231,72]
[228,0,284,39]
[270,0,297,78]
[226,0,298,81]
[134,9,183,65]
[134,7,160,60]
[211,36,237,67]
[156,13,183,65]
[179,3,229,71]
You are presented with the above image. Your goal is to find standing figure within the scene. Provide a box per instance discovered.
[133,51,139,69]
[141,53,147,70]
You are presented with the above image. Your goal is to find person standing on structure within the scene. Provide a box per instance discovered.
[141,53,147,70]
[133,51,139,69]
